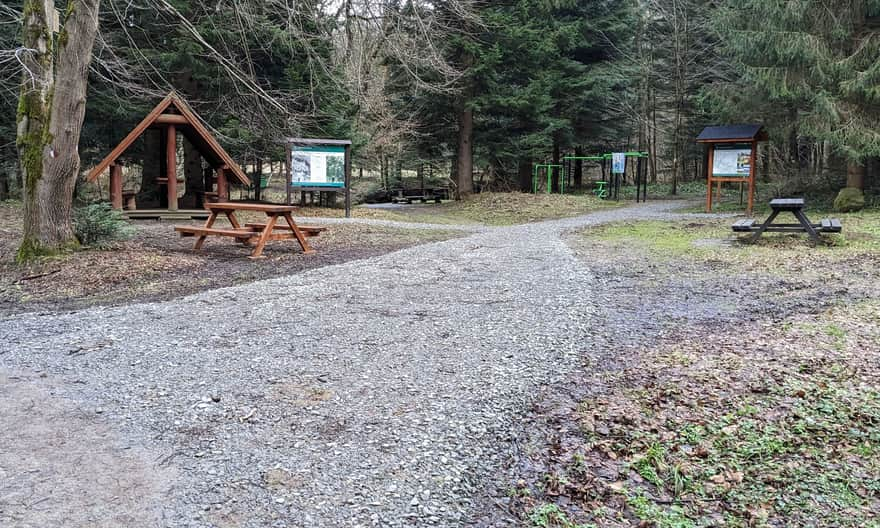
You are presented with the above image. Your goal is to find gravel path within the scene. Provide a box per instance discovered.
[2,202,704,528]
[292,215,486,232]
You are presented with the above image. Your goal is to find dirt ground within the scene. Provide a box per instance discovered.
[0,202,461,316]
[498,214,880,528]
[0,368,174,528]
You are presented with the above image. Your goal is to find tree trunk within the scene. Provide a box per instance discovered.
[0,164,9,200]
[650,89,658,183]
[847,162,865,189]
[551,140,560,192]
[518,159,532,192]
[254,158,263,202]
[574,147,583,189]
[17,0,101,261]
[456,103,474,198]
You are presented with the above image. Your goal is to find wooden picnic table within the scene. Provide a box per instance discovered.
[175,202,326,258]
[732,198,841,243]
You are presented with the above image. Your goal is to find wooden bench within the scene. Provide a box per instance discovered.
[244,223,328,237]
[175,226,257,242]
[732,199,842,243]
[820,218,842,233]
[732,219,756,232]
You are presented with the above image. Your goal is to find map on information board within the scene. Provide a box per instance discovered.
[713,147,752,177]
[291,146,345,187]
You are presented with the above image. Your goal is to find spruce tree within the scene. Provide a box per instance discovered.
[718,0,880,197]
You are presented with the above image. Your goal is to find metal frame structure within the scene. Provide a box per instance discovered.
[558,151,649,201]
[532,164,564,194]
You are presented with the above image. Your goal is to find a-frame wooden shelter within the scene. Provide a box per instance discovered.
[86,92,250,213]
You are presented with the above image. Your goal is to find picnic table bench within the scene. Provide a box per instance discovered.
[732,198,841,243]
[174,202,324,258]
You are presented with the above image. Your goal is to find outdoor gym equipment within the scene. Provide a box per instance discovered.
[532,164,565,194]
[560,151,650,202]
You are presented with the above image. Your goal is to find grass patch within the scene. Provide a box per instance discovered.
[529,503,596,528]
[515,301,880,527]
[435,192,617,225]
[583,210,880,276]
[285,192,617,226]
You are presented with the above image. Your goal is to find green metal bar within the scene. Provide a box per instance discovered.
[533,164,564,194]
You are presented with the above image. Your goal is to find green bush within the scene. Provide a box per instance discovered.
[834,187,865,212]
[73,203,135,248]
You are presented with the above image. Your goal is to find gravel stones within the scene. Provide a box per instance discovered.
[1,202,698,527]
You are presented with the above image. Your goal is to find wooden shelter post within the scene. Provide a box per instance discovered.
[109,163,123,210]
[166,124,178,211]
[217,166,229,201]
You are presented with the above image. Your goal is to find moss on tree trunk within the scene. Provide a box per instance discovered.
[16,0,101,262]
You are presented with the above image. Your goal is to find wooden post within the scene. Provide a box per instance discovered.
[202,167,214,208]
[344,143,352,218]
[166,124,178,211]
[109,163,123,210]
[217,165,229,201]
[706,145,715,212]
[286,145,292,206]
[747,141,757,215]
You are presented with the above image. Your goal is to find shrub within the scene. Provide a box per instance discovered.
[73,203,135,248]
[834,187,865,212]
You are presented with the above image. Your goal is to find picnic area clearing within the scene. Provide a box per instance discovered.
[0,201,463,316]
[2,203,879,528]
[0,203,686,528]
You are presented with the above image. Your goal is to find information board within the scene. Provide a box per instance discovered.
[612,153,626,174]
[291,146,346,187]
[713,146,752,177]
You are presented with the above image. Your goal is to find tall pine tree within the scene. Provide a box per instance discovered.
[718,0,880,200]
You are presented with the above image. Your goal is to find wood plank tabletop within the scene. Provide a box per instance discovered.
[769,198,805,208]
[206,202,298,213]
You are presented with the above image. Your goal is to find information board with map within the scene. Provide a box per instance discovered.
[291,146,346,187]
[712,146,752,177]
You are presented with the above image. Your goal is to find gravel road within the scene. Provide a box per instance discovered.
[1,202,700,528]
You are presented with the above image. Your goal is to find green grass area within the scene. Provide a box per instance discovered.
[612,310,880,526]
[527,300,880,528]
[436,192,618,225]
[529,503,596,528]
[298,192,619,226]
[586,210,880,264]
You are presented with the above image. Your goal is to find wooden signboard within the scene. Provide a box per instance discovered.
[697,125,768,215]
